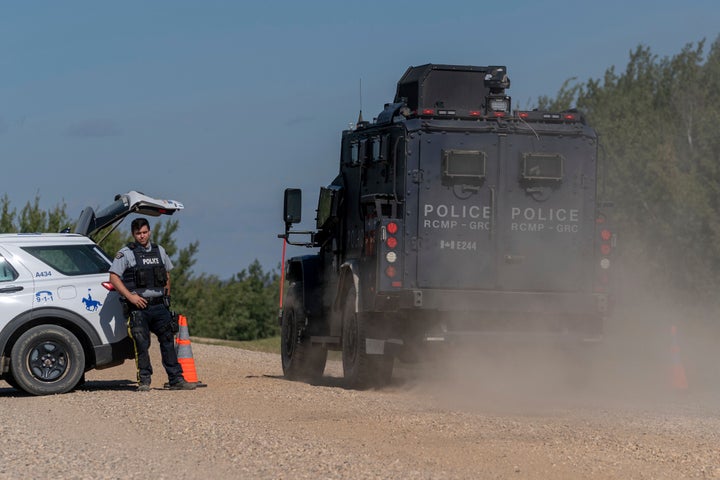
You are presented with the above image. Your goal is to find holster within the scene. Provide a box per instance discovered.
[170,311,179,334]
[119,298,130,316]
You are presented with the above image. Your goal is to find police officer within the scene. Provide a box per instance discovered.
[109,217,196,392]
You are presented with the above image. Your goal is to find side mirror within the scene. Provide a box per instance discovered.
[283,188,302,225]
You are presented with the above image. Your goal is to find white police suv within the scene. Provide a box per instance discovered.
[0,191,183,395]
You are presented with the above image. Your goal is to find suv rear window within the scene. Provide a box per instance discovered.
[22,245,111,276]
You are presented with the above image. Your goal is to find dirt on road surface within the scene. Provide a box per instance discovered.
[1,329,719,480]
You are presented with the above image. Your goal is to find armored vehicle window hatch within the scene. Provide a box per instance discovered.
[349,141,360,165]
[520,153,564,181]
[442,150,487,181]
[371,136,384,162]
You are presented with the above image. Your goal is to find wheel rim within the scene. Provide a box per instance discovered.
[27,341,69,382]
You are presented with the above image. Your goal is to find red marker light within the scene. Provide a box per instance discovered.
[564,114,576,121]
[386,236,398,249]
[387,222,398,234]
[469,111,482,117]
[601,229,612,241]
[600,244,611,255]
[421,108,434,115]
[518,112,529,119]
[385,266,396,278]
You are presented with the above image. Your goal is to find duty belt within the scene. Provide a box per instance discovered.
[143,297,166,306]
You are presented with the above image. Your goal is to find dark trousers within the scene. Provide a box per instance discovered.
[127,304,184,385]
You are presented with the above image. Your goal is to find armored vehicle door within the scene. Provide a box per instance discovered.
[414,130,499,289]
[496,133,596,292]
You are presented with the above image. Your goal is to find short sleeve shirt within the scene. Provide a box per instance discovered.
[109,242,173,298]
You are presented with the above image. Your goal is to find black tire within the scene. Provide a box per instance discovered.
[10,325,86,396]
[281,297,327,381]
[341,284,394,389]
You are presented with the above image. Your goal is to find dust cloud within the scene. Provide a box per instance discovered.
[389,266,720,415]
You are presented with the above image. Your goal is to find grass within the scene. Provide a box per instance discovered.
[192,336,280,354]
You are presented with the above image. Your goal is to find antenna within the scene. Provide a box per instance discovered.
[357,78,364,124]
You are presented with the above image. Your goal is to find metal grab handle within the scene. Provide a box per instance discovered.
[489,186,496,240]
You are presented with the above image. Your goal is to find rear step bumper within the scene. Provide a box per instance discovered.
[383,288,608,316]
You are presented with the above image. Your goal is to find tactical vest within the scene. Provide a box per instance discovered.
[121,243,168,291]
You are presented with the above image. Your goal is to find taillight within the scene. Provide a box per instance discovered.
[379,220,402,289]
[596,216,613,291]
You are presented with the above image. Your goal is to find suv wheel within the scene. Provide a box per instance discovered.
[10,325,85,396]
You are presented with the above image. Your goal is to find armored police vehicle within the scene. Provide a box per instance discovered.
[280,64,614,388]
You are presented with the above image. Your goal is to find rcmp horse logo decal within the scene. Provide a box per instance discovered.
[82,289,102,311]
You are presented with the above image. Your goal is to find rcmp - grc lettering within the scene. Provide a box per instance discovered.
[510,207,581,234]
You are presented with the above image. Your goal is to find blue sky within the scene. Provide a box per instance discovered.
[1,1,718,278]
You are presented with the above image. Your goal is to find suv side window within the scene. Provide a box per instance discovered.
[21,245,111,276]
[0,255,18,282]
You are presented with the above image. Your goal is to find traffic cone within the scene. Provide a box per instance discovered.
[669,325,688,391]
[175,314,206,387]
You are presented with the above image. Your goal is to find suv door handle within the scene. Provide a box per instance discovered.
[0,285,23,293]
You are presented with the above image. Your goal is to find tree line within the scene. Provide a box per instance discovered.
[538,36,720,304]
[0,195,280,340]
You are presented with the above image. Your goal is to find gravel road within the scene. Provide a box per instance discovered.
[1,335,719,480]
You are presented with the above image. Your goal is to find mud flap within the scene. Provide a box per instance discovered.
[365,338,386,355]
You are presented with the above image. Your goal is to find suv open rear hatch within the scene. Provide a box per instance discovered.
[74,190,184,240]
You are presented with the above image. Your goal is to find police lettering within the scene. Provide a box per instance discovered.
[424,204,490,219]
[142,258,161,265]
[511,207,579,222]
